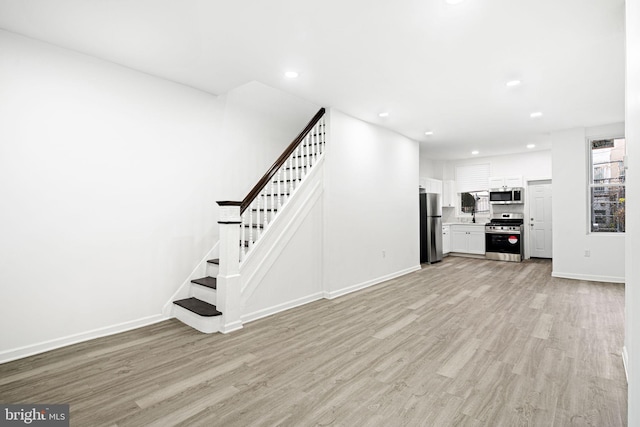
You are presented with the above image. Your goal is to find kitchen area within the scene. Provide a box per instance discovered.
[419,174,530,264]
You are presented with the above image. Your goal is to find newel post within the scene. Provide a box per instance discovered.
[216,201,243,333]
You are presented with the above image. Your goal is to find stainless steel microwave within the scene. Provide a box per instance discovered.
[489,188,524,204]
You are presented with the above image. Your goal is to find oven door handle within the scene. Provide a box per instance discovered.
[485,230,522,235]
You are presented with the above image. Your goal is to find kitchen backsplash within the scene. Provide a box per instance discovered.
[443,203,525,224]
[491,204,525,216]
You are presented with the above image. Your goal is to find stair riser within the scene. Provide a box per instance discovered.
[190,284,217,306]
[173,304,221,333]
[206,263,219,277]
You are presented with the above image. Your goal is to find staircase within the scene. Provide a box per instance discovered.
[172,258,222,333]
[172,108,326,333]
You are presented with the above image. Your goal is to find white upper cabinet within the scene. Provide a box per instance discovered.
[489,175,523,189]
[442,180,456,207]
[504,176,524,188]
[420,178,443,194]
[488,177,504,189]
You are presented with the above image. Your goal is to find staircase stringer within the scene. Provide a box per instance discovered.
[239,157,324,309]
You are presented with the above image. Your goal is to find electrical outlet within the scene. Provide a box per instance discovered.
[584,250,591,257]
[382,250,386,258]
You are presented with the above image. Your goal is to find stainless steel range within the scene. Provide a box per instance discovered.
[485,213,524,262]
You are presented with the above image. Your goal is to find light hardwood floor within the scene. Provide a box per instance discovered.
[0,257,627,426]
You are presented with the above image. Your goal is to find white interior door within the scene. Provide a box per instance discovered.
[528,183,553,258]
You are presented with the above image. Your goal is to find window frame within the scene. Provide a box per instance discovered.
[458,191,490,219]
[587,136,626,234]
[455,163,490,220]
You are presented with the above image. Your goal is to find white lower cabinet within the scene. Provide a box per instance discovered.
[450,225,485,255]
[442,225,451,254]
[468,230,485,254]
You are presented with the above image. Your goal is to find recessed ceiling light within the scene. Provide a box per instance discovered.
[530,112,543,118]
[471,150,479,155]
[425,131,434,136]
[445,0,465,4]
[378,112,389,118]
[284,71,299,78]
[506,80,522,87]
[527,144,536,149]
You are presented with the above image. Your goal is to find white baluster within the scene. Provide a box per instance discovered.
[248,200,254,250]
[313,126,320,163]
[322,118,326,154]
[255,196,261,240]
[292,147,298,189]
[312,125,318,163]
[308,134,313,170]
[316,121,321,156]
[263,191,268,228]
[301,136,307,179]
[277,169,282,209]
[240,211,246,261]
[288,156,294,195]
[296,145,301,183]
[316,122,320,157]
[308,133,312,168]
[270,180,275,222]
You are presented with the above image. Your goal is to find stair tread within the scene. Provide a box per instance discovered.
[207,258,219,265]
[191,276,217,289]
[173,297,222,317]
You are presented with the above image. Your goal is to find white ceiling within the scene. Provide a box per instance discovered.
[0,0,626,159]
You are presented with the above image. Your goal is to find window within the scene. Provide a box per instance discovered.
[589,137,625,233]
[455,164,490,219]
[460,191,489,216]
[455,164,490,194]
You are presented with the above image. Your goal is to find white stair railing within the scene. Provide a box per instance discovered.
[215,108,326,332]
[238,111,326,262]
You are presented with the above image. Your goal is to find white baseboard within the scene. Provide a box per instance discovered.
[551,271,625,284]
[241,292,325,324]
[623,345,629,383]
[220,320,243,334]
[0,314,169,364]
[324,265,422,300]
[239,264,420,327]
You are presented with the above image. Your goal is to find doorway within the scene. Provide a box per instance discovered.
[528,181,552,258]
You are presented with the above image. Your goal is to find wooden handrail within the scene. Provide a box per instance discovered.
[240,107,326,213]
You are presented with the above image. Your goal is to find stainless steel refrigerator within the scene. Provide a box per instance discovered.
[419,191,443,264]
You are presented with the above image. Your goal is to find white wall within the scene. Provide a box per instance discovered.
[0,30,318,361]
[625,0,640,423]
[551,123,625,283]
[440,150,552,181]
[0,30,221,358]
[419,148,445,180]
[432,150,552,223]
[323,109,420,297]
[217,81,320,200]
